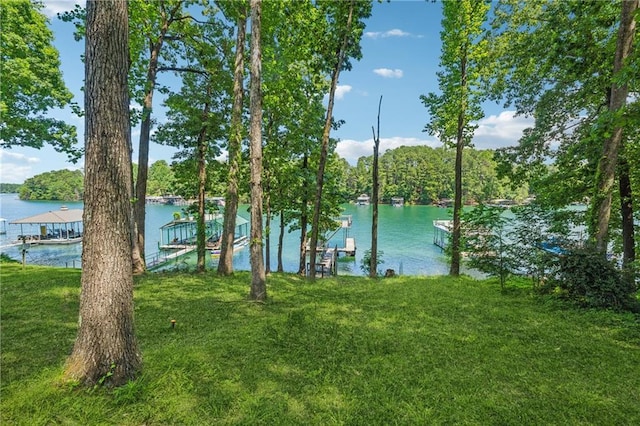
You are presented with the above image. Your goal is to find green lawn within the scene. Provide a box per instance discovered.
[1,263,639,425]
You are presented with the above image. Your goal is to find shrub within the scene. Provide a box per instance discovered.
[555,247,637,311]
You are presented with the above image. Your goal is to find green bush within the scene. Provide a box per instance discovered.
[555,247,637,311]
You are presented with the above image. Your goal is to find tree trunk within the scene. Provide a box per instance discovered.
[309,0,355,278]
[218,11,247,276]
[248,0,266,301]
[298,155,309,276]
[64,0,141,387]
[370,96,382,278]
[196,89,211,273]
[132,7,175,275]
[592,0,638,253]
[265,189,271,274]
[619,156,635,275]
[278,209,285,272]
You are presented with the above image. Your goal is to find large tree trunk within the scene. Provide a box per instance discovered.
[248,0,266,301]
[218,11,247,276]
[64,0,141,387]
[309,0,355,278]
[592,0,638,253]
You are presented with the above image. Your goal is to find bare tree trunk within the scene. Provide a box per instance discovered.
[278,209,285,272]
[65,0,141,387]
[592,0,638,253]
[370,96,382,278]
[309,0,355,278]
[218,11,247,276]
[248,0,266,301]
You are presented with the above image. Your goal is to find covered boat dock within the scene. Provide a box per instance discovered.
[10,208,83,245]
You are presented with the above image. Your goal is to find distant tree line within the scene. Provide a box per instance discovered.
[344,145,528,205]
[0,183,21,193]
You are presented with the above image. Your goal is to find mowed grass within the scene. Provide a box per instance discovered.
[1,262,639,425]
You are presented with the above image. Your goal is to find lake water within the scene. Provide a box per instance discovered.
[0,193,466,276]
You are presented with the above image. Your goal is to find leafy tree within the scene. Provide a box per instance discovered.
[421,0,490,276]
[64,0,140,387]
[19,169,84,201]
[461,204,513,290]
[0,0,79,159]
[217,1,248,277]
[309,0,372,277]
[488,0,639,275]
[0,183,21,193]
[147,160,176,195]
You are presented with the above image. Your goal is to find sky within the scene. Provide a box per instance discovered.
[0,0,533,184]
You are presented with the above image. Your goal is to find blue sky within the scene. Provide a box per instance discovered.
[0,0,532,184]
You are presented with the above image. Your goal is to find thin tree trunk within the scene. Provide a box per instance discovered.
[298,154,309,276]
[265,189,271,274]
[592,0,638,253]
[278,209,285,272]
[196,89,211,273]
[132,4,179,275]
[619,156,635,274]
[218,11,247,276]
[309,0,355,278]
[65,0,141,387]
[248,0,266,301]
[370,96,382,278]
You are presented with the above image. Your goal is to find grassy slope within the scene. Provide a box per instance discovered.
[1,263,639,425]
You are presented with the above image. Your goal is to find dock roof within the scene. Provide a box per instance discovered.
[10,209,83,224]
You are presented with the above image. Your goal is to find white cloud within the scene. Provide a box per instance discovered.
[373,68,403,78]
[334,85,352,101]
[365,29,411,39]
[0,151,41,183]
[41,1,85,18]
[472,110,533,149]
[337,136,440,165]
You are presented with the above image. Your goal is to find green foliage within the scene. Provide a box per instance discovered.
[19,169,84,201]
[146,160,176,196]
[0,0,80,160]
[346,145,526,205]
[461,205,513,290]
[2,265,639,424]
[0,183,21,193]
[554,247,638,311]
[360,249,384,276]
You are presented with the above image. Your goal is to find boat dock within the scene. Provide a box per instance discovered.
[433,220,452,250]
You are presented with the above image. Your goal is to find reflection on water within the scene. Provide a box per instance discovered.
[1,193,477,276]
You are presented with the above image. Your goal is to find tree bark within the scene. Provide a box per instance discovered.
[196,87,211,273]
[64,0,141,387]
[309,0,355,278]
[370,96,382,278]
[592,0,638,253]
[249,0,266,301]
[619,156,635,272]
[218,11,247,276]
[298,154,309,276]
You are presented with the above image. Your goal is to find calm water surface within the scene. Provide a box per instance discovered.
[1,193,465,276]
